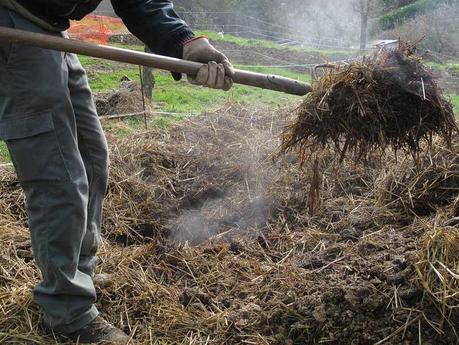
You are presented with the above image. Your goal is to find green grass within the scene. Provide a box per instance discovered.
[196,30,355,57]
[81,54,309,113]
[426,61,459,73]
[78,52,310,132]
[449,94,459,116]
[87,67,141,92]
[78,55,102,67]
[154,65,310,112]
[0,141,9,162]
[236,65,310,81]
[426,64,459,118]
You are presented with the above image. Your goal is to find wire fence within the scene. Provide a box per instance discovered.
[178,11,356,50]
[91,4,360,50]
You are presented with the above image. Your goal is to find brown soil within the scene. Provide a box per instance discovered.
[0,105,458,344]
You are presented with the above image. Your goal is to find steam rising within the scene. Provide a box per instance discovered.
[169,119,277,244]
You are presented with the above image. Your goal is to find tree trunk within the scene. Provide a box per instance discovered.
[142,46,155,100]
[360,11,368,51]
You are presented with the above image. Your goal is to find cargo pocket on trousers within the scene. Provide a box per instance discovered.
[0,112,70,183]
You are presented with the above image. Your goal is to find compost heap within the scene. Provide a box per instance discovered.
[95,78,153,117]
[1,105,458,345]
[282,44,457,162]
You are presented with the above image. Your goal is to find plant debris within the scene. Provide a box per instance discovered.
[281,43,457,162]
[378,141,459,217]
[95,79,154,117]
[0,105,458,344]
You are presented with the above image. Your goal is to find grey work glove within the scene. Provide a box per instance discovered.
[177,37,234,91]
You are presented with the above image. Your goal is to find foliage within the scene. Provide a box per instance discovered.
[380,0,452,29]
[382,2,458,56]
[379,0,418,10]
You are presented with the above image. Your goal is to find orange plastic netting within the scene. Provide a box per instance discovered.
[68,14,126,44]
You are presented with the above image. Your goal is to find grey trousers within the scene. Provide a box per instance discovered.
[0,8,108,333]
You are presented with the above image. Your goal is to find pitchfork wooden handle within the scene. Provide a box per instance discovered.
[0,27,312,96]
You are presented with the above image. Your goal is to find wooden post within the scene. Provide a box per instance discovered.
[142,46,155,100]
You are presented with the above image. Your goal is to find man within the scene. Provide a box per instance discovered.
[0,1,233,343]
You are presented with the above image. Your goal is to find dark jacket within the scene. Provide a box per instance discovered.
[0,0,194,58]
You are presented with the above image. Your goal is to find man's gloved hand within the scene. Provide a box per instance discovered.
[175,37,234,91]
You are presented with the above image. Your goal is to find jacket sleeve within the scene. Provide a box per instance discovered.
[39,0,101,19]
[111,0,195,58]
[41,0,81,5]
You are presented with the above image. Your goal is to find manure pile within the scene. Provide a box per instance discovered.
[95,79,154,117]
[0,105,458,344]
[282,44,457,162]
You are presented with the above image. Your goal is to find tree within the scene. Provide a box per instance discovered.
[353,0,380,50]
[381,1,458,56]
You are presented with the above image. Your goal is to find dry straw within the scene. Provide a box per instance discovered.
[1,106,458,344]
[95,80,154,117]
[281,43,457,163]
[415,218,459,338]
[377,141,459,217]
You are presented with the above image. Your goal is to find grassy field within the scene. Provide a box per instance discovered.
[196,30,356,57]
[427,61,459,73]
[80,52,310,115]
[427,60,459,116]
